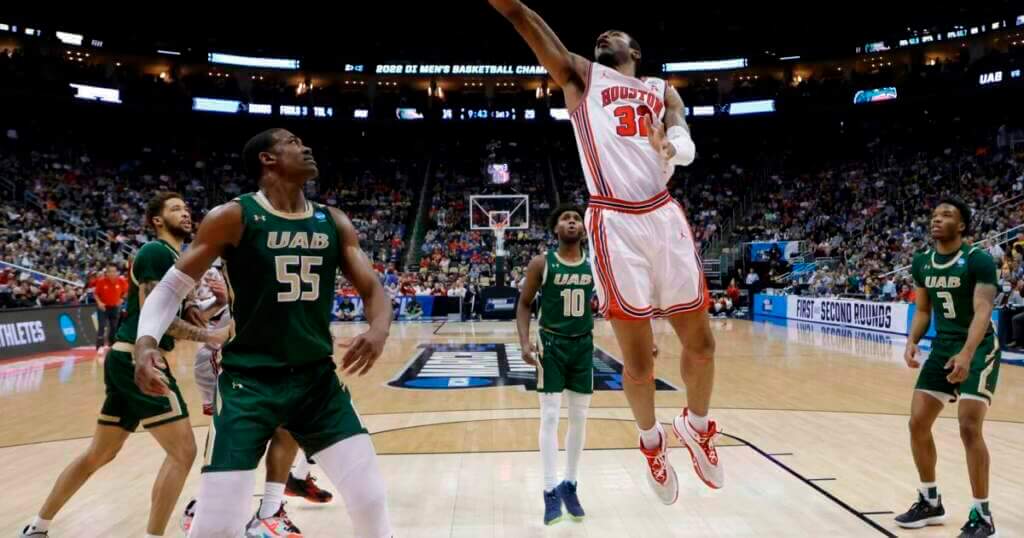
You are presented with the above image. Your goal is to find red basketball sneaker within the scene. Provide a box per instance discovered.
[672,408,724,489]
[285,473,334,503]
[639,429,679,505]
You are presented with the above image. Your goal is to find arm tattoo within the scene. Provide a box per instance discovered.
[140,280,213,343]
[166,319,213,343]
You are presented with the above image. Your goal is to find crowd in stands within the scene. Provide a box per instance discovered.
[737,118,1024,303]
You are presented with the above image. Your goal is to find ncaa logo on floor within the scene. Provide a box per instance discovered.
[388,343,677,391]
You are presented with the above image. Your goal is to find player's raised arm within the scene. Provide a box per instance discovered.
[133,203,243,395]
[488,0,588,102]
[330,207,392,376]
[516,254,546,366]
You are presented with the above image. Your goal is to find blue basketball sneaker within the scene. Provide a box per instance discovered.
[556,481,585,521]
[543,489,563,526]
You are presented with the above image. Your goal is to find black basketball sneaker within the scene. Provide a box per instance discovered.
[894,493,946,528]
[958,507,997,537]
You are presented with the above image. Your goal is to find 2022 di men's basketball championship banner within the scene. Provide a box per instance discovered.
[0,305,98,360]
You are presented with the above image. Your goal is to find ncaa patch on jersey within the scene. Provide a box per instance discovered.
[387,343,677,391]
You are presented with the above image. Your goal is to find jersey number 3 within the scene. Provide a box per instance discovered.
[276,255,322,302]
[614,105,654,137]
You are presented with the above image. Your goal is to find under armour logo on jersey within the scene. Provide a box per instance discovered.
[232,381,244,389]
[253,215,266,222]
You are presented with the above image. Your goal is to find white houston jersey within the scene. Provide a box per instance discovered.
[196,264,231,328]
[570,61,672,201]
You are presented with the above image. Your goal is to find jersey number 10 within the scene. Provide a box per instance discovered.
[275,255,322,302]
[560,288,586,317]
[614,105,654,137]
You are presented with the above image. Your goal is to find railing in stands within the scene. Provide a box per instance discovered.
[403,157,434,271]
[882,223,1024,278]
[0,260,85,287]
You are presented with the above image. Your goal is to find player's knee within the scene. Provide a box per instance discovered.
[624,358,655,383]
[167,439,197,467]
[684,333,716,362]
[958,419,983,444]
[908,414,932,437]
[84,446,119,470]
[540,403,560,428]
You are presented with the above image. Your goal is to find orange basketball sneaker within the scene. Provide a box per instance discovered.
[639,429,679,505]
[672,408,724,489]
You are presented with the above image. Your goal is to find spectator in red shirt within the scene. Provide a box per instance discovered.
[898,284,916,303]
[93,264,128,351]
[431,283,447,296]
[726,278,741,305]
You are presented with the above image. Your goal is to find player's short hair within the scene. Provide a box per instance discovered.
[242,128,284,182]
[548,203,585,233]
[937,196,972,235]
[145,191,184,230]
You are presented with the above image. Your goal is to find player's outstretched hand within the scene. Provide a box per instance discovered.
[133,338,171,397]
[522,342,539,366]
[340,328,388,376]
[904,342,920,368]
[944,351,970,383]
[643,116,674,162]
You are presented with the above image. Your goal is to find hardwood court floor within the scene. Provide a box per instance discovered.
[1,319,1022,536]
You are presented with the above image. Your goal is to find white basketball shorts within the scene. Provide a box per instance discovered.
[586,189,708,320]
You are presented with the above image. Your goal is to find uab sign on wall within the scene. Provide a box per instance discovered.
[0,305,98,360]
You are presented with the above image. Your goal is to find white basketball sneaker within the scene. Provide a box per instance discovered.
[639,429,679,505]
[672,408,724,489]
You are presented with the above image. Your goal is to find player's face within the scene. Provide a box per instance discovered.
[930,204,963,241]
[159,197,192,239]
[271,130,318,182]
[555,211,584,243]
[595,31,635,68]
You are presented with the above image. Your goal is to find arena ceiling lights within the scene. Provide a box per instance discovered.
[662,58,748,73]
[69,83,121,104]
[56,31,83,46]
[208,52,300,70]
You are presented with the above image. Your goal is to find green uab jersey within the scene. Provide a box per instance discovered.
[911,244,998,339]
[116,240,179,351]
[538,249,594,337]
[221,192,341,370]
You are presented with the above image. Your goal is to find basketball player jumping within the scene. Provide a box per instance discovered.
[516,204,594,525]
[133,129,393,537]
[20,192,232,538]
[181,261,334,536]
[898,198,1000,538]
[490,0,721,504]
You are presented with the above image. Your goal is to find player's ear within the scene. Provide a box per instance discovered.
[631,49,641,63]
[259,150,276,167]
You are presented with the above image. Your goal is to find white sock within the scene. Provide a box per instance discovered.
[144,534,162,538]
[26,517,50,532]
[564,391,591,485]
[918,482,939,507]
[538,392,562,491]
[259,482,286,519]
[974,498,991,523]
[292,451,312,479]
[687,411,709,433]
[639,423,663,450]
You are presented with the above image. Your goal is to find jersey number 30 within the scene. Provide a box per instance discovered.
[275,255,322,302]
